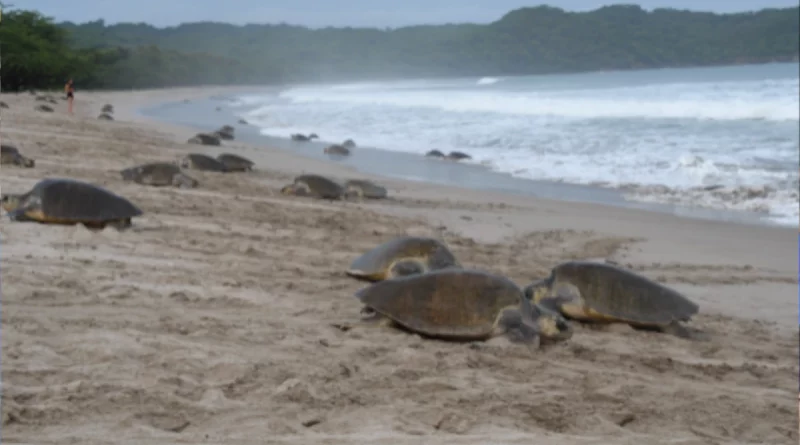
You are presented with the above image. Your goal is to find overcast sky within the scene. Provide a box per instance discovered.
[20,0,800,28]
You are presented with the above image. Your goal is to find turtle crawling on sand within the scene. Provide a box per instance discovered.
[216,153,254,172]
[187,133,221,146]
[1,144,35,168]
[324,144,351,156]
[280,174,344,200]
[98,113,114,121]
[179,153,229,172]
[215,125,235,141]
[101,104,114,113]
[524,261,705,340]
[355,268,574,347]
[291,133,319,142]
[346,236,460,282]
[344,179,388,200]
[121,162,199,188]
[1,178,143,230]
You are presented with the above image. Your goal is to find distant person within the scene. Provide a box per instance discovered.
[64,79,75,114]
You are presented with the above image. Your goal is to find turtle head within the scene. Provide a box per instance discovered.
[20,156,35,168]
[177,156,191,169]
[280,184,296,195]
[388,259,426,279]
[528,300,573,344]
[1,194,22,213]
[523,275,554,303]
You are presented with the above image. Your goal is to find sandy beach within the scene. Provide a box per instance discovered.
[1,88,797,444]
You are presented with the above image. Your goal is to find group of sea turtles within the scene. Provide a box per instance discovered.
[290,132,474,162]
[342,236,705,347]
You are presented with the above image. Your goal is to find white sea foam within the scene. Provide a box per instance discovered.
[477,77,502,85]
[237,64,799,226]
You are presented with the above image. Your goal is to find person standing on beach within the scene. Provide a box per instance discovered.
[65,79,75,115]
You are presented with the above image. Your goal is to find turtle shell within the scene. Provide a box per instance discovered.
[182,153,228,172]
[547,261,699,327]
[121,162,184,186]
[355,269,524,340]
[347,236,459,281]
[14,178,143,224]
[294,174,344,199]
[217,153,254,171]
[344,179,387,199]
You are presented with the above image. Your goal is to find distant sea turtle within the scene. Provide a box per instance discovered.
[324,144,350,156]
[238,118,248,125]
[342,139,357,149]
[1,178,143,230]
[35,104,54,113]
[215,125,235,141]
[355,268,574,347]
[98,113,114,121]
[216,153,254,172]
[120,162,199,188]
[291,133,319,142]
[179,153,229,172]
[346,236,460,282]
[1,144,35,168]
[344,179,388,200]
[524,261,704,340]
[446,151,472,161]
[101,104,114,113]
[187,133,221,146]
[425,150,445,158]
[280,174,344,199]
[0,101,9,109]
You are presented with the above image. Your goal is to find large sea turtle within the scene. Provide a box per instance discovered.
[280,174,344,199]
[354,268,574,347]
[344,179,388,200]
[524,261,704,339]
[120,162,199,188]
[179,153,229,172]
[425,150,445,158]
[1,144,35,168]
[216,153,254,172]
[346,236,460,282]
[1,178,143,230]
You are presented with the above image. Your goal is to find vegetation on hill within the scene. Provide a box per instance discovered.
[2,4,798,91]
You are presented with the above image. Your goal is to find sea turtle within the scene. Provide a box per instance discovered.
[324,144,351,156]
[280,174,344,199]
[344,179,388,200]
[524,261,704,340]
[425,150,445,158]
[238,118,248,125]
[1,178,143,230]
[291,133,319,141]
[120,162,199,188]
[0,101,9,109]
[187,133,221,146]
[1,144,35,168]
[342,139,357,149]
[98,113,114,121]
[354,268,574,347]
[35,104,54,113]
[446,151,472,161]
[215,125,235,141]
[179,153,229,172]
[346,236,460,282]
[101,104,114,113]
[216,153,254,172]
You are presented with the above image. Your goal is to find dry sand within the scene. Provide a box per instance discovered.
[1,88,797,445]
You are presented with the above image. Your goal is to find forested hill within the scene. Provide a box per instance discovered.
[3,4,799,91]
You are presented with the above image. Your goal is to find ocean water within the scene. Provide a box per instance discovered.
[232,63,799,226]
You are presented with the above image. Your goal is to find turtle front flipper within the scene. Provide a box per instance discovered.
[496,307,541,351]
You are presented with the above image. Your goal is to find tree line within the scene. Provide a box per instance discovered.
[2,4,798,92]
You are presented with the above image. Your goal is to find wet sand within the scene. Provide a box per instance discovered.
[1,88,797,445]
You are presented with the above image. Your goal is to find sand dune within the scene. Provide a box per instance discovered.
[0,89,797,444]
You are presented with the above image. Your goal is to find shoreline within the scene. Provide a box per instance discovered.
[139,89,792,230]
[1,87,796,444]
